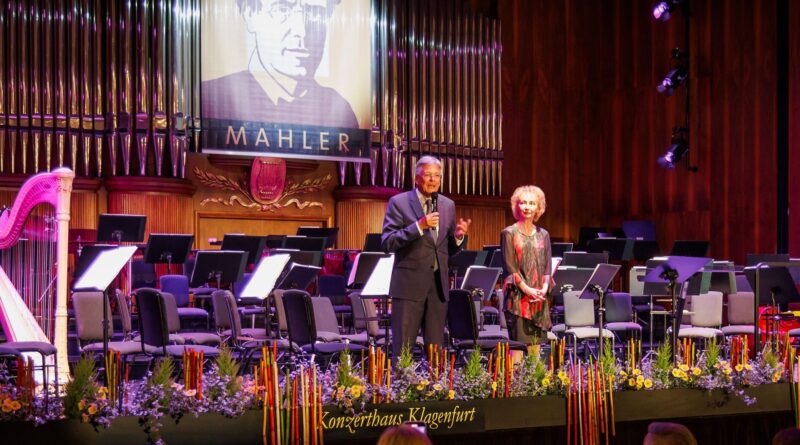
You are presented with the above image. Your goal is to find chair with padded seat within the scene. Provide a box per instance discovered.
[675,291,724,340]
[722,292,761,337]
[281,289,365,367]
[561,291,614,358]
[159,274,210,330]
[447,289,527,361]
[604,292,643,341]
[72,290,155,356]
[135,288,220,360]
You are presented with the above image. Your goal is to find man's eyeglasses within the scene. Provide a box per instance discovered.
[421,173,442,180]
[268,2,326,25]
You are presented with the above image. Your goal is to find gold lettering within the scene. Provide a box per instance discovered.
[225,126,247,145]
[278,129,293,148]
[255,128,270,147]
[319,132,330,150]
[338,132,350,152]
[407,407,420,422]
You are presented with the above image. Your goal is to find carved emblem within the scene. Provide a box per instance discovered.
[250,157,286,205]
[193,165,331,212]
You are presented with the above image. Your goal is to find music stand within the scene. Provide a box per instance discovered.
[190,250,248,288]
[296,227,339,249]
[144,234,194,274]
[552,242,573,258]
[462,266,503,330]
[482,244,500,252]
[622,220,657,241]
[746,254,790,267]
[488,249,504,268]
[239,254,291,338]
[587,238,634,261]
[276,264,322,290]
[348,252,392,289]
[551,267,595,298]
[669,240,710,257]
[745,262,800,349]
[360,255,395,356]
[362,233,384,252]
[562,251,609,268]
[642,256,711,362]
[270,249,322,267]
[73,245,138,373]
[283,236,327,251]
[221,234,267,266]
[449,250,481,278]
[578,263,622,345]
[632,240,661,261]
[73,244,117,282]
[265,235,286,249]
[97,214,146,243]
[577,226,606,250]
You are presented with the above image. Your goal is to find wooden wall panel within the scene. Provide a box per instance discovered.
[107,193,194,236]
[499,0,779,264]
[335,200,391,250]
[69,191,100,229]
[195,213,330,250]
[790,0,800,258]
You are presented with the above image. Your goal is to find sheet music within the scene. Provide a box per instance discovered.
[73,246,137,291]
[361,256,395,296]
[241,254,291,299]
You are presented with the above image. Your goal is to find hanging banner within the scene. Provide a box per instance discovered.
[200,0,372,161]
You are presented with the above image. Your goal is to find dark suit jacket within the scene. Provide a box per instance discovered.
[381,190,465,301]
[201,70,359,128]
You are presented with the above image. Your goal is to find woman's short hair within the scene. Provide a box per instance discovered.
[510,185,546,221]
[376,425,432,445]
[645,422,697,445]
[415,156,443,176]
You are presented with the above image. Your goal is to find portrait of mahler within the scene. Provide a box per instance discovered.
[201,0,359,129]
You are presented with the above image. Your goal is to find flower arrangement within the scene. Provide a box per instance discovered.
[63,355,116,430]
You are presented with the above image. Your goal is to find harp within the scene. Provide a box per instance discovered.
[0,168,74,384]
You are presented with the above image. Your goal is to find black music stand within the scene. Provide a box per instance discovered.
[552,267,596,298]
[622,220,657,241]
[482,244,500,252]
[632,240,661,261]
[562,251,609,268]
[270,249,322,267]
[642,256,711,362]
[283,236,327,251]
[552,242,574,258]
[73,245,138,379]
[745,263,800,349]
[362,233,384,252]
[488,249,504,268]
[221,234,267,266]
[449,250,481,279]
[669,240,710,257]
[265,235,286,249]
[296,227,339,249]
[97,214,146,243]
[577,227,606,250]
[144,234,194,274]
[578,263,622,345]
[462,266,503,330]
[587,238,634,261]
[190,250,248,289]
[746,254,790,267]
[73,244,117,282]
[240,255,292,301]
[276,264,322,290]
[348,252,392,289]
[360,255,395,356]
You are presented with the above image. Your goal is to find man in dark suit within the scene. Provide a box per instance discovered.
[381,156,471,360]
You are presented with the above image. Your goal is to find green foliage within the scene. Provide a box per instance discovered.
[705,338,721,373]
[215,345,241,395]
[600,339,617,376]
[762,344,780,370]
[149,357,175,388]
[463,349,484,381]
[396,342,414,371]
[63,355,98,419]
[336,346,361,387]
[653,341,672,384]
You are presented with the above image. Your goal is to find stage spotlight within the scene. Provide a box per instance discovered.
[657,129,689,169]
[656,65,687,96]
[652,0,682,22]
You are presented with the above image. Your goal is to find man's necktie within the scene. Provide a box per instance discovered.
[424,198,439,271]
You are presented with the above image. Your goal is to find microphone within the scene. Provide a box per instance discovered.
[430,192,438,213]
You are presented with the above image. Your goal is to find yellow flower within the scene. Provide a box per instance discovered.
[735,364,744,373]
[350,386,362,398]
[491,381,498,391]
[78,400,86,410]
[628,378,637,387]
[425,391,434,397]
[9,401,20,411]
[433,383,443,392]
[447,390,455,400]
[420,379,429,386]
[336,387,345,399]
[87,403,98,415]
[557,370,567,380]
[560,377,571,386]
[632,369,641,376]
[644,379,653,389]
[636,375,645,384]
[416,383,426,391]
[541,378,551,387]
[672,368,682,377]
[679,364,689,372]
[723,367,732,375]
[692,367,701,376]
[619,370,628,378]
[744,364,753,371]
[1,404,11,413]
[636,382,643,390]
[772,372,781,383]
